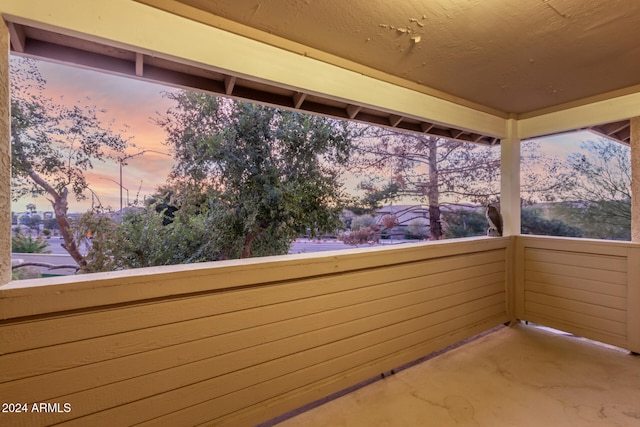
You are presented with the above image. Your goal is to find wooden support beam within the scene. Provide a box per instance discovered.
[631,117,640,243]
[600,121,629,136]
[346,105,361,119]
[135,52,144,77]
[500,119,520,236]
[7,22,25,53]
[293,92,306,109]
[388,115,402,127]
[0,20,10,284]
[616,127,631,143]
[224,75,236,95]
[451,130,464,139]
[421,122,434,133]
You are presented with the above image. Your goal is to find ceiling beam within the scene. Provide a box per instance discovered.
[7,22,25,52]
[346,105,361,119]
[224,75,236,95]
[421,122,434,133]
[599,121,629,136]
[292,92,306,108]
[450,130,465,139]
[135,52,144,77]
[389,115,402,127]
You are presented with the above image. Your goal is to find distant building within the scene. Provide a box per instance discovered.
[374,204,484,239]
[374,205,429,239]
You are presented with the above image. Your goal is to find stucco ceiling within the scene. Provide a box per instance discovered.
[4,0,638,144]
[150,0,640,116]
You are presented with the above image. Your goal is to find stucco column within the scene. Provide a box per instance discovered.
[0,20,10,285]
[632,117,640,243]
[500,118,521,236]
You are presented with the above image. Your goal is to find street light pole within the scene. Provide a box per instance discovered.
[100,177,129,210]
[118,149,170,214]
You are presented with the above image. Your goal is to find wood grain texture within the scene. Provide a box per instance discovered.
[519,236,633,350]
[0,239,508,426]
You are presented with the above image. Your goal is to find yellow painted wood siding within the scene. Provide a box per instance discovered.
[517,236,639,351]
[0,237,509,427]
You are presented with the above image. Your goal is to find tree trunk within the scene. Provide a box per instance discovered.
[52,189,87,268]
[27,170,87,268]
[241,226,265,258]
[427,139,443,240]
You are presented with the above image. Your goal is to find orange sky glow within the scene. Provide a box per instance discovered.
[10,58,594,215]
[11,58,177,213]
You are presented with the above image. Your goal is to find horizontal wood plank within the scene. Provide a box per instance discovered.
[525,248,627,272]
[524,270,626,298]
[522,313,627,349]
[61,302,506,426]
[14,288,505,422]
[0,262,504,383]
[525,281,626,310]
[525,291,625,323]
[525,301,626,336]
[525,260,626,285]
[2,272,505,402]
[0,238,509,320]
[518,235,631,257]
[0,250,504,355]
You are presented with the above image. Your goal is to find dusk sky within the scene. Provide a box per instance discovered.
[11,58,177,213]
[11,57,593,215]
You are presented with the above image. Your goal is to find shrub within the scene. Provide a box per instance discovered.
[350,215,376,231]
[12,266,42,280]
[11,234,51,253]
[406,219,428,239]
[338,225,380,246]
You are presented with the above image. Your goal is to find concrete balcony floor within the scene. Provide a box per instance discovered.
[276,324,640,426]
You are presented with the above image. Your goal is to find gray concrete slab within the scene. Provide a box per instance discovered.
[276,324,640,426]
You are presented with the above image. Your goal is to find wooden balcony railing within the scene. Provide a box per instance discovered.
[0,235,637,426]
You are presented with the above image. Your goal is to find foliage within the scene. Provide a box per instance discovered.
[10,57,129,268]
[11,234,51,253]
[11,267,42,280]
[556,138,631,240]
[442,209,487,238]
[520,140,575,203]
[156,92,355,258]
[552,201,630,240]
[23,213,42,234]
[405,219,428,239]
[338,226,380,246]
[351,130,501,240]
[350,214,376,231]
[520,207,582,237]
[357,182,401,211]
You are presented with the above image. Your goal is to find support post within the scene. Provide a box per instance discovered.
[630,118,640,353]
[0,20,11,285]
[631,117,640,243]
[500,118,521,236]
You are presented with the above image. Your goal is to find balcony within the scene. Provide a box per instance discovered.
[1,235,638,426]
[2,2,640,425]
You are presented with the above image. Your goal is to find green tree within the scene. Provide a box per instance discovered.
[352,131,563,240]
[10,58,129,268]
[155,92,355,259]
[521,207,582,237]
[442,208,487,238]
[557,138,630,240]
[352,131,500,240]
